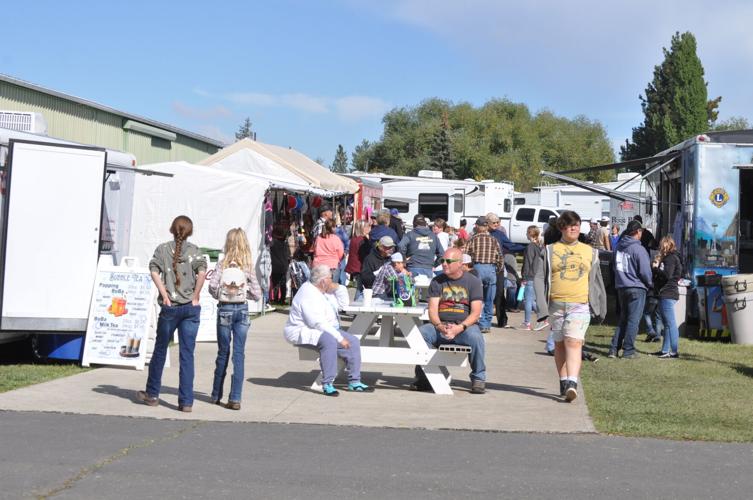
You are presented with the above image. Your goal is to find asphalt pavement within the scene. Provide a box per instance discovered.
[2,411,752,500]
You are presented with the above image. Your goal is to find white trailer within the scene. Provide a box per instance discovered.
[0,128,137,345]
[354,170,514,230]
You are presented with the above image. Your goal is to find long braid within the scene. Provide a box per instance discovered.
[169,215,194,290]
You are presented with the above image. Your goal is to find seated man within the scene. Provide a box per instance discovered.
[372,252,414,304]
[413,247,487,394]
[283,264,373,396]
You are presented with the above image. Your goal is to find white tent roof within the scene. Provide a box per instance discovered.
[198,138,358,194]
[207,148,332,196]
[129,161,269,268]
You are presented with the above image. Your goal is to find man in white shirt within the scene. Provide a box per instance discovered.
[283,264,373,396]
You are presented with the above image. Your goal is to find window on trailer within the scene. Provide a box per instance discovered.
[383,199,410,213]
[419,193,449,221]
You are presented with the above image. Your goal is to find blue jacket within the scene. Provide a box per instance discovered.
[490,228,526,254]
[613,236,653,290]
[369,225,399,246]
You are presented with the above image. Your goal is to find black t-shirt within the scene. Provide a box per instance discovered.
[428,272,483,323]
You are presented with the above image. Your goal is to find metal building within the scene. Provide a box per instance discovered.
[0,74,223,164]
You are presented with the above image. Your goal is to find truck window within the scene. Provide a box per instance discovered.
[515,207,535,221]
[418,193,448,221]
[538,209,557,222]
[383,199,409,213]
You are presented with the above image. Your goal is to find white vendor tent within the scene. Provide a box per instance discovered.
[198,138,358,195]
[128,161,269,271]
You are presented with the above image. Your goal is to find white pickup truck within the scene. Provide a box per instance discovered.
[503,205,592,244]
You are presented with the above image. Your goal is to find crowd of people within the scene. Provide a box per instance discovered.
[136,207,684,410]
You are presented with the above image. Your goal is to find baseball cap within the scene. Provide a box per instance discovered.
[390,208,399,216]
[390,252,404,262]
[319,204,332,213]
[378,235,396,247]
[462,253,472,264]
[413,214,427,227]
[475,215,488,226]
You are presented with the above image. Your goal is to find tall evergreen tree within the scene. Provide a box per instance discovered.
[235,117,255,140]
[351,139,374,172]
[429,112,457,179]
[331,144,349,173]
[621,32,721,160]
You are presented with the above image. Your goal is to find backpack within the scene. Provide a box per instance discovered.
[218,265,248,303]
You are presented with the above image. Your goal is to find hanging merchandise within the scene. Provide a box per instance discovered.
[259,245,272,314]
[287,194,297,210]
[312,196,322,208]
[264,197,274,245]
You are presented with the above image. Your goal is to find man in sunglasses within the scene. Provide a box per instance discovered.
[412,247,486,394]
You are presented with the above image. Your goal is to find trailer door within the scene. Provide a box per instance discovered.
[0,140,106,331]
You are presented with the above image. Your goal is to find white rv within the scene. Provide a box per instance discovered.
[355,170,515,230]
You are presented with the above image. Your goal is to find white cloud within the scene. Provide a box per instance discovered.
[171,101,232,120]
[195,88,390,122]
[335,96,392,122]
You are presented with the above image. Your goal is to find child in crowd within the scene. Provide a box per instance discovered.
[372,252,412,303]
[520,226,549,331]
[208,228,262,410]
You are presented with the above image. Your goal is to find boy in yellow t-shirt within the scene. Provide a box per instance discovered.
[545,211,603,403]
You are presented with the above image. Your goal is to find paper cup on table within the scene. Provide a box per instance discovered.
[363,288,373,306]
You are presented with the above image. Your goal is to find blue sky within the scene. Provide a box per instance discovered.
[3,0,753,167]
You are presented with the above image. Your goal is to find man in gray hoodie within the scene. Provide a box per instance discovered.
[398,214,441,281]
[609,220,653,358]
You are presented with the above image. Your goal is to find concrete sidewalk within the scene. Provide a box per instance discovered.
[0,312,595,433]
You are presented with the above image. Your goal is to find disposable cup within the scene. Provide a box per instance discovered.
[363,288,373,306]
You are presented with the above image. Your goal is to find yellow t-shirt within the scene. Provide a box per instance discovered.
[550,241,592,303]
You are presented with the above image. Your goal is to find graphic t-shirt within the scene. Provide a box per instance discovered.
[428,272,483,323]
[549,241,592,303]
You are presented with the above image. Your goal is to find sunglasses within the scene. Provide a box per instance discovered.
[439,258,461,264]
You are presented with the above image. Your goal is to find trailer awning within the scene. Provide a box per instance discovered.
[557,152,680,175]
[539,171,643,203]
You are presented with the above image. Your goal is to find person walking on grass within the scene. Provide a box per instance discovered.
[207,228,262,411]
[137,215,207,412]
[520,225,549,331]
[544,211,606,402]
[652,235,683,359]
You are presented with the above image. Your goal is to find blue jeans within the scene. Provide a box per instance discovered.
[316,331,361,385]
[505,279,518,310]
[337,258,347,285]
[418,322,486,381]
[643,296,663,337]
[408,266,434,281]
[474,263,497,329]
[352,273,364,302]
[658,298,679,354]
[146,303,201,407]
[611,288,647,357]
[546,331,555,352]
[523,282,537,324]
[211,303,250,403]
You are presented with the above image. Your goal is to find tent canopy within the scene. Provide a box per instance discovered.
[198,138,358,195]
[129,161,269,268]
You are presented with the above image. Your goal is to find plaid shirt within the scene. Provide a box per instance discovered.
[467,232,503,269]
[373,262,399,297]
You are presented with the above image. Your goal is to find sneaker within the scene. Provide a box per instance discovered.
[657,352,676,359]
[322,383,339,397]
[546,349,555,356]
[564,381,578,402]
[471,380,486,394]
[534,320,550,331]
[348,381,374,392]
[559,380,567,396]
[225,401,241,410]
[178,405,193,413]
[481,327,491,334]
[136,390,159,407]
[519,322,532,331]
[607,350,617,358]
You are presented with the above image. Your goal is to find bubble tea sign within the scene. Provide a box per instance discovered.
[82,257,156,370]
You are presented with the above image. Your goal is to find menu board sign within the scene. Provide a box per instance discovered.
[82,258,156,369]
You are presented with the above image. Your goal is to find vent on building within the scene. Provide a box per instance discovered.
[0,111,48,135]
[417,169,443,179]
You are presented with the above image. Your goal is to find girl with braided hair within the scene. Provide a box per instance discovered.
[137,215,207,412]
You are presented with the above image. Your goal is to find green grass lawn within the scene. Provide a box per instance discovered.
[0,363,89,393]
[582,324,753,442]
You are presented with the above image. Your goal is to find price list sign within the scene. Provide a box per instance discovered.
[82,261,156,369]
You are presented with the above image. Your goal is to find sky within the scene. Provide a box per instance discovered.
[3,0,753,167]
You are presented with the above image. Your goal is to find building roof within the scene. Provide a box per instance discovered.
[0,73,225,147]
